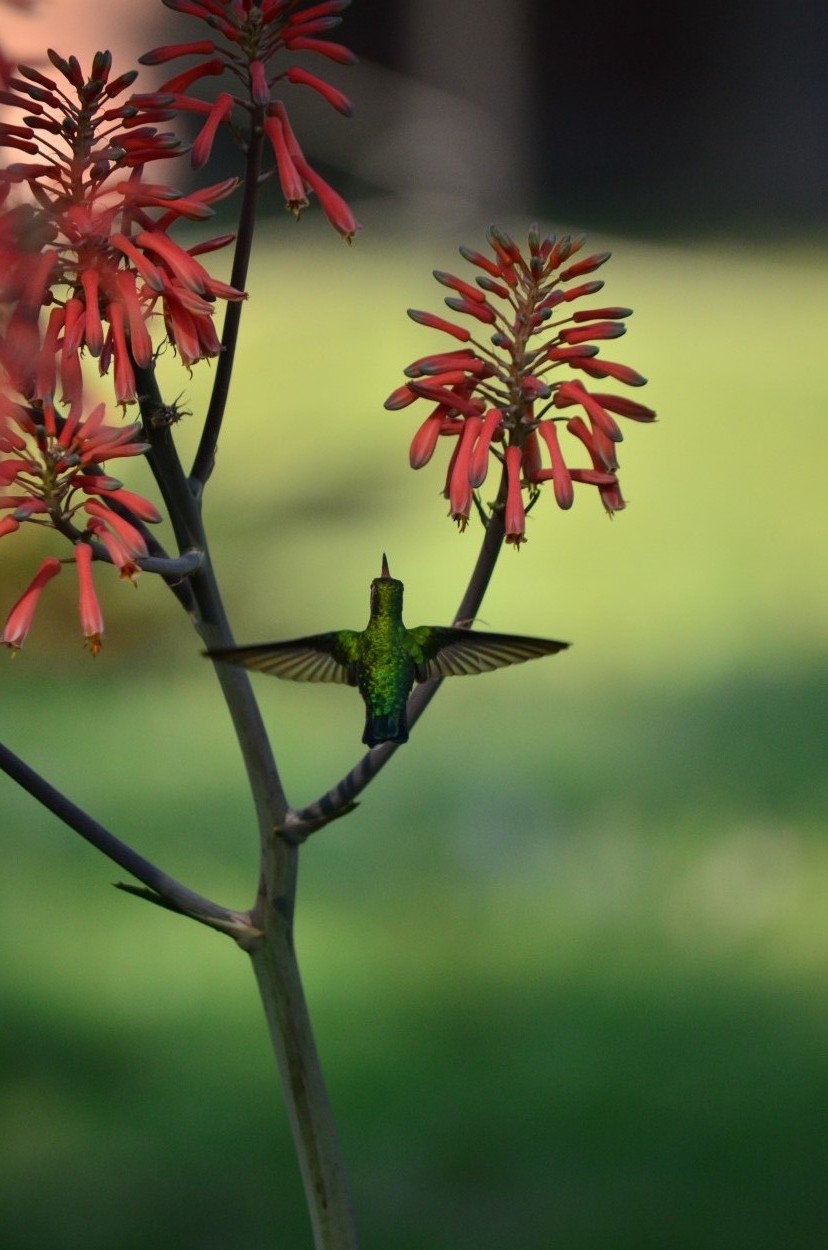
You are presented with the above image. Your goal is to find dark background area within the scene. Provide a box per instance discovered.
[143,0,828,240]
[333,0,828,237]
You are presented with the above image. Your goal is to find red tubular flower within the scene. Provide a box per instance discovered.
[386,225,655,537]
[138,0,358,239]
[190,91,234,169]
[469,407,504,487]
[263,109,308,215]
[409,414,444,469]
[1,556,62,651]
[85,516,140,581]
[0,50,245,400]
[446,415,481,531]
[290,151,359,242]
[503,445,526,546]
[74,539,104,654]
[537,420,574,510]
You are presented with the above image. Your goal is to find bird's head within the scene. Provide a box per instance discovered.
[370,553,404,616]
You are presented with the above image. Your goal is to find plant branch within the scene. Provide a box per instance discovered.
[248,913,360,1249]
[190,115,265,493]
[0,740,253,939]
[136,367,205,553]
[138,548,203,578]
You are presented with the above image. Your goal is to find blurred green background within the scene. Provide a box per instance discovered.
[2,220,827,1249]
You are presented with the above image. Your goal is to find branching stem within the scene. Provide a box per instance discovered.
[0,740,251,937]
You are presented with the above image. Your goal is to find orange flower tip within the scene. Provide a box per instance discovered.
[505,533,527,548]
[84,634,103,657]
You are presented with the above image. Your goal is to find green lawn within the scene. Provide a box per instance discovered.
[2,226,827,1249]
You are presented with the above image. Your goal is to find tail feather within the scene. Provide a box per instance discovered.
[362,709,409,748]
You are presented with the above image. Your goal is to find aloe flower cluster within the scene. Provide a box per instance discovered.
[0,393,160,651]
[137,0,359,240]
[0,48,235,647]
[0,48,245,403]
[386,226,655,545]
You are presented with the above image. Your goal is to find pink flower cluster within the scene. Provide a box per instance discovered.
[386,226,655,545]
[138,0,359,240]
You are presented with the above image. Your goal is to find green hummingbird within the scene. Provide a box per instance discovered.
[206,556,569,748]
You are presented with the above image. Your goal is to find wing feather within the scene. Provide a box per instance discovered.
[206,632,360,685]
[411,627,568,682]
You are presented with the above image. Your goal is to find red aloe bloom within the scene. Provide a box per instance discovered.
[74,538,104,654]
[138,0,359,240]
[1,555,62,650]
[0,391,159,553]
[0,50,244,400]
[385,226,655,540]
[503,444,527,547]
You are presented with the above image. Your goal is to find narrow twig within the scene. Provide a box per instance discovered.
[0,740,253,939]
[137,377,205,553]
[138,548,204,578]
[84,535,202,583]
[190,117,265,492]
[114,882,263,941]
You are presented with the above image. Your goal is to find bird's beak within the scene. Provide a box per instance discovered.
[381,552,391,578]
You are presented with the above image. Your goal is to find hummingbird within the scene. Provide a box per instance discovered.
[206,556,569,748]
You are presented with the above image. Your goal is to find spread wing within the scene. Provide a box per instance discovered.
[206,631,361,685]
[410,627,569,681]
